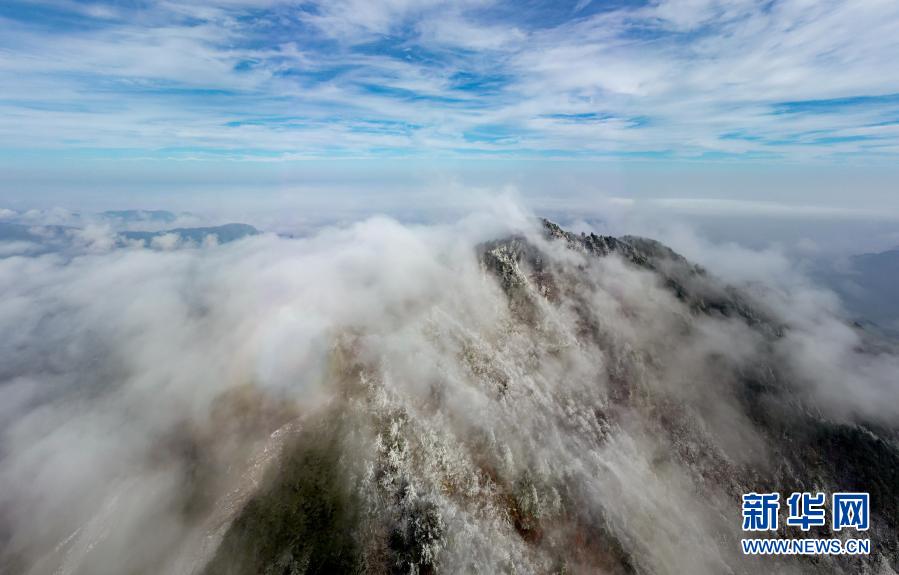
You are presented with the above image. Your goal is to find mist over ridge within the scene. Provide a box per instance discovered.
[0,202,896,574]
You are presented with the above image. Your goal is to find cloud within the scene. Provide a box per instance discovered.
[0,204,897,573]
[1,0,898,159]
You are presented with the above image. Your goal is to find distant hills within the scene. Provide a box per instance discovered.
[819,246,899,334]
[120,223,259,244]
[100,209,180,224]
[0,220,259,252]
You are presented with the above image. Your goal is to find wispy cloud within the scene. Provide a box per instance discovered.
[1,0,898,160]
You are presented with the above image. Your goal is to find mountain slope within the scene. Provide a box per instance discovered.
[200,220,899,575]
[1,218,896,575]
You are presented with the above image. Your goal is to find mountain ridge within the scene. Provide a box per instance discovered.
[199,219,898,574]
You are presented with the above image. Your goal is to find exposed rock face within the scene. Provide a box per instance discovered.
[200,220,898,575]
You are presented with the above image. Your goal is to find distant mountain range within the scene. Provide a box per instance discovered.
[0,220,258,252]
[119,223,259,244]
[100,209,181,224]
[815,246,899,335]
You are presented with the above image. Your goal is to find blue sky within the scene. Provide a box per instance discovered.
[2,0,899,162]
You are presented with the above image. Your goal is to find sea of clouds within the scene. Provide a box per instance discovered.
[0,199,897,574]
